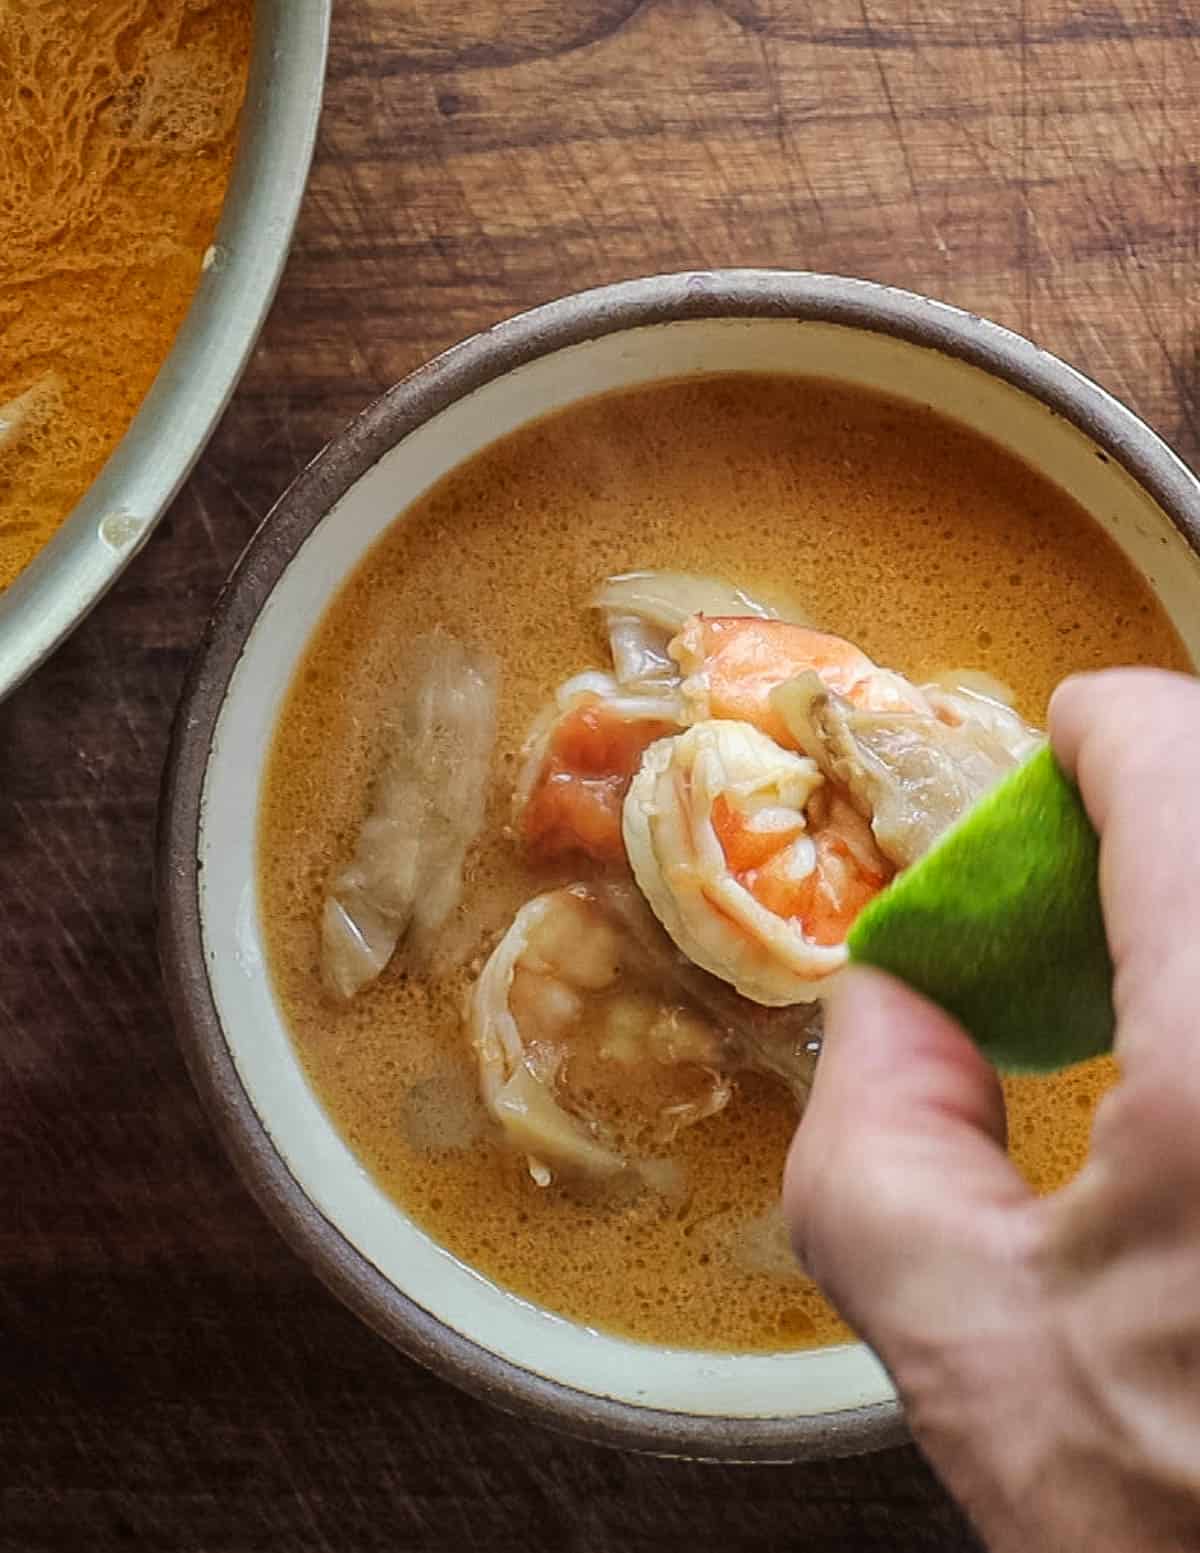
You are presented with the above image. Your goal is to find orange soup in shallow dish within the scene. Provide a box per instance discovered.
[0,0,328,696]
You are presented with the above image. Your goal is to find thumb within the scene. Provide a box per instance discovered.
[784,967,1033,1351]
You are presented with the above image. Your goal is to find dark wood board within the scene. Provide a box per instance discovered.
[3,2,1197,1547]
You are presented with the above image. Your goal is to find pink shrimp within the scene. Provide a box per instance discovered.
[623,719,894,1006]
[670,616,931,747]
[514,675,681,864]
[710,787,891,948]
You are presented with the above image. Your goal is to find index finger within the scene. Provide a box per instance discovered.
[1050,667,1200,1071]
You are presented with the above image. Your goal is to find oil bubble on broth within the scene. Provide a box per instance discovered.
[259,374,1188,1353]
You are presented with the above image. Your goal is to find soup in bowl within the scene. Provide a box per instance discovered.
[158,272,1200,1461]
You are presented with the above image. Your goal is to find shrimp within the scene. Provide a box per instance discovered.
[516,575,792,862]
[773,670,1043,867]
[514,672,681,863]
[670,616,931,748]
[517,599,931,868]
[590,570,780,692]
[468,886,734,1185]
[591,878,823,1104]
[622,720,893,1006]
[923,680,1044,761]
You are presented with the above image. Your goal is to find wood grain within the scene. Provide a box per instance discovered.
[2,0,1197,1546]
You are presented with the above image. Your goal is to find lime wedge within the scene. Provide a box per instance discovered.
[847,745,1114,1073]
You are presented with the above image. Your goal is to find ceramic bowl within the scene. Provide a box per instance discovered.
[157,271,1200,1462]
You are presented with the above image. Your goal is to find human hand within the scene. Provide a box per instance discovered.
[784,668,1200,1553]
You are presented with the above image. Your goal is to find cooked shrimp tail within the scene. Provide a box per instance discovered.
[590,570,779,691]
[772,670,1042,867]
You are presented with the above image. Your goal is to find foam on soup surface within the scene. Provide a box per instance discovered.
[0,0,253,589]
[259,375,1186,1352]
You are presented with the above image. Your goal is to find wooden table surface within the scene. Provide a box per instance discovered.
[4,3,1197,1548]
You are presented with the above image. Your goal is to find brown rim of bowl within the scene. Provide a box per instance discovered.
[157,269,1200,1464]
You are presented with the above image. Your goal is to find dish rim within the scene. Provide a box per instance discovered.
[0,0,333,700]
[157,268,1200,1461]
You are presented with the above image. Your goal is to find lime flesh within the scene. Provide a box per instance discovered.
[847,745,1114,1074]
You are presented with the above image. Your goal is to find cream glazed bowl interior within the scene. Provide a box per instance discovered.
[158,271,1200,1463]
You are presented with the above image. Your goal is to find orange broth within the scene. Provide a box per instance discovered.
[0,0,254,587]
[259,375,1185,1351]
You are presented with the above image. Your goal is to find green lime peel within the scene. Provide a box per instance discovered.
[847,745,1114,1073]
